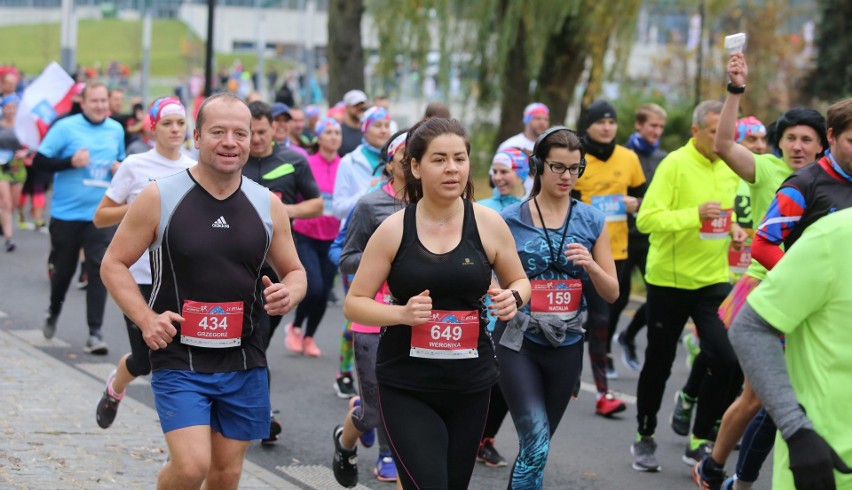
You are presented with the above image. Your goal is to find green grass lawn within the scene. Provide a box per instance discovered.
[0,18,283,78]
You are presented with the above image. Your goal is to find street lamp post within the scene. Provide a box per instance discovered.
[141,1,153,105]
[204,0,215,97]
[60,0,77,75]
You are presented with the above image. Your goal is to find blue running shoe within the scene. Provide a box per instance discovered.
[349,396,376,448]
[374,453,398,482]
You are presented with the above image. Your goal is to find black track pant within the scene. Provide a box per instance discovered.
[48,219,114,335]
[614,241,649,342]
[637,283,739,439]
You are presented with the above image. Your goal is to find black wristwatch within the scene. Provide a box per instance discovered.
[511,289,523,309]
[727,82,746,94]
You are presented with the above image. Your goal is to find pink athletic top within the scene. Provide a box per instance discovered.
[293,151,341,241]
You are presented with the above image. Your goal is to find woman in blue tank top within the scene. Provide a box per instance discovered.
[340,118,531,489]
[497,127,619,489]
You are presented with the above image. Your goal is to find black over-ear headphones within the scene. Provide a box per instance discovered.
[529,125,586,178]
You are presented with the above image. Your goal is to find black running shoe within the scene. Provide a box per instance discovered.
[334,373,358,399]
[262,413,282,446]
[333,425,358,488]
[42,312,57,339]
[692,456,726,490]
[616,331,641,371]
[96,370,122,429]
[670,390,696,436]
[477,438,507,467]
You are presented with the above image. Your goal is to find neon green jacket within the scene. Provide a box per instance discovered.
[637,138,739,289]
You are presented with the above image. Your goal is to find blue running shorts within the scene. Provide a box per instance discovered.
[152,367,270,441]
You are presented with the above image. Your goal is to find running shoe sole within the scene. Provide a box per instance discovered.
[85,341,109,355]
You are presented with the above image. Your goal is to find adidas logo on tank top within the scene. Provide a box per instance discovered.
[212,216,230,228]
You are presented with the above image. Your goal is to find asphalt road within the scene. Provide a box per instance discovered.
[0,227,771,489]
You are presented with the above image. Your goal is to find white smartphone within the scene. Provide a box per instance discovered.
[725,33,747,54]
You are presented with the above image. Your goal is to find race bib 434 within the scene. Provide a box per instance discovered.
[180,300,244,348]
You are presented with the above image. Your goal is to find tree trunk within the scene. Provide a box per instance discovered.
[327,0,365,104]
[535,15,587,127]
[493,12,531,149]
[577,33,609,130]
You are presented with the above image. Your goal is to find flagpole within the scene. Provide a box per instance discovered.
[60,0,77,76]
[141,0,152,105]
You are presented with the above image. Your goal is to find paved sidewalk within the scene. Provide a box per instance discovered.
[0,328,297,490]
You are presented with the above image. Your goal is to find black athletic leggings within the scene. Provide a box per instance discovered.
[495,323,583,489]
[123,284,153,377]
[616,241,649,342]
[583,278,610,393]
[637,283,739,439]
[482,384,508,439]
[378,384,490,490]
[605,259,628,353]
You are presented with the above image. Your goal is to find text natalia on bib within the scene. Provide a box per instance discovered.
[530,279,582,319]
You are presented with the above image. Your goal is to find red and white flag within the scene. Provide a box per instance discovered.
[14,62,76,149]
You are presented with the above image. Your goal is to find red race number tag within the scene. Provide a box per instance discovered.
[410,310,479,359]
[530,279,582,318]
[180,300,244,348]
[728,244,752,274]
[700,208,733,239]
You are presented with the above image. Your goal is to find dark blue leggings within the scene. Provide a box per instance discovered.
[736,407,776,483]
[496,323,584,489]
[292,232,336,338]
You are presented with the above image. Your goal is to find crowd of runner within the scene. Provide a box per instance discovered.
[2,50,851,490]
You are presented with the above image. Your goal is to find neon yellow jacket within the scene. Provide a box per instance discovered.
[637,138,739,289]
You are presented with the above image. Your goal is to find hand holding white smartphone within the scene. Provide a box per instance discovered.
[725,33,747,54]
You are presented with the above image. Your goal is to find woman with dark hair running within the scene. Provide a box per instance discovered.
[497,127,618,489]
[337,117,530,489]
[330,129,408,485]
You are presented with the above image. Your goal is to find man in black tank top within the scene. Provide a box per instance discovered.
[100,93,306,489]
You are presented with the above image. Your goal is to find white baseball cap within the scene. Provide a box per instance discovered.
[343,89,368,106]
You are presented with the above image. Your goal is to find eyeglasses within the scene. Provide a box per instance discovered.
[545,161,584,175]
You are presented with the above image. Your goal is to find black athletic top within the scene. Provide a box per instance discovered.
[148,170,273,373]
[756,156,852,250]
[376,200,498,393]
[241,144,320,206]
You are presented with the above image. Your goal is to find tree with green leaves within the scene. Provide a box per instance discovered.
[367,0,643,151]
[803,0,852,100]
